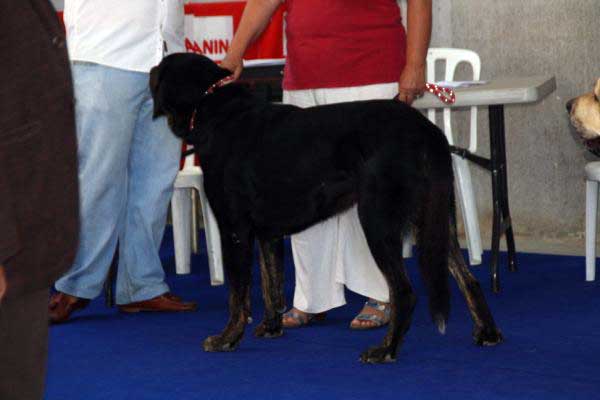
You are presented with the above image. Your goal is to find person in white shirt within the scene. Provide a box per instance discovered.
[49,0,197,322]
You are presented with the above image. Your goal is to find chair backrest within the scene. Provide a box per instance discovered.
[426,48,481,153]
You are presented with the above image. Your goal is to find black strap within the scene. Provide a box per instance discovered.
[182,147,195,157]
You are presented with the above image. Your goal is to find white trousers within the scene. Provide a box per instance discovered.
[283,82,398,313]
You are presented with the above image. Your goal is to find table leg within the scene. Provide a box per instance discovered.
[488,105,518,293]
[489,108,502,292]
[495,107,517,273]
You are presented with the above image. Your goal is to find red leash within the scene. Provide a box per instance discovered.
[394,83,456,105]
[424,83,456,104]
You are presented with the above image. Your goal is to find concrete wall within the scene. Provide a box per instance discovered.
[433,0,600,244]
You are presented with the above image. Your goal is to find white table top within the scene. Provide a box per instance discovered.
[242,59,556,110]
[412,76,556,109]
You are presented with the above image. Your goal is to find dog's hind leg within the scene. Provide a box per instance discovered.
[448,210,503,346]
[203,226,254,352]
[254,237,286,338]
[357,195,416,364]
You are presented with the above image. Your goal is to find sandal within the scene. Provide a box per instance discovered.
[282,308,327,329]
[349,299,391,330]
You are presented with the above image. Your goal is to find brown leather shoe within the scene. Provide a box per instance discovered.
[49,292,90,324]
[118,293,197,313]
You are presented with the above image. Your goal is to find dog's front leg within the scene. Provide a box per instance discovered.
[203,227,254,352]
[254,237,285,338]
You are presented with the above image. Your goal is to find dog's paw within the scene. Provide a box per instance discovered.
[359,346,397,364]
[473,324,504,346]
[203,334,240,352]
[254,321,284,338]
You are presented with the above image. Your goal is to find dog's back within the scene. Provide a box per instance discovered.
[262,98,454,327]
[214,94,455,326]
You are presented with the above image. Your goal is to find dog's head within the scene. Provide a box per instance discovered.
[149,53,232,137]
[567,78,600,154]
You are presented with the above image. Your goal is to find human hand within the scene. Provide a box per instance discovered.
[0,265,6,303]
[396,63,426,105]
[220,54,244,81]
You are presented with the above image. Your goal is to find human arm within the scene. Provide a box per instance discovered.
[396,0,432,105]
[220,0,283,79]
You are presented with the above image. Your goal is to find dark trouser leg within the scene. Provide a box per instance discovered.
[0,289,49,400]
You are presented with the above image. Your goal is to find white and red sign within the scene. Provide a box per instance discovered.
[184,2,285,62]
[185,14,233,61]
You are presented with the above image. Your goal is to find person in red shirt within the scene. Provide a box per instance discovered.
[222,0,432,329]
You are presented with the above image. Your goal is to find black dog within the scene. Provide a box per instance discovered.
[150,53,502,363]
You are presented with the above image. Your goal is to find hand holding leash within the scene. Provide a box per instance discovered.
[396,88,424,104]
[220,55,243,81]
[394,83,456,105]
[396,64,426,104]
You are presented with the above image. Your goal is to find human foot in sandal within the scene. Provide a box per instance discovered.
[349,299,390,330]
[282,308,327,328]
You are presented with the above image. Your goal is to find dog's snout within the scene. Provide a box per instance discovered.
[566,99,574,113]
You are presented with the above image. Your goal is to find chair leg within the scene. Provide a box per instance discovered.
[171,187,192,275]
[191,190,199,254]
[197,183,224,286]
[452,154,483,265]
[586,180,598,281]
[402,231,413,258]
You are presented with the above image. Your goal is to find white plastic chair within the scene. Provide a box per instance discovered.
[585,161,600,281]
[171,144,224,285]
[426,48,483,265]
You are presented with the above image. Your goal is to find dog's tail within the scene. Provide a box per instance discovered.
[416,151,452,334]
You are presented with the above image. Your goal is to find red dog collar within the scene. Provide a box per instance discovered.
[189,75,235,131]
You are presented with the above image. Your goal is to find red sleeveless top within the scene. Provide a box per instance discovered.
[283,0,407,90]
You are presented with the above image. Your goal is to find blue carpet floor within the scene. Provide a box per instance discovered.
[45,229,600,400]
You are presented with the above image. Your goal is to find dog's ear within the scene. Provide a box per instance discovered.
[149,66,165,118]
[594,78,600,102]
[149,66,160,95]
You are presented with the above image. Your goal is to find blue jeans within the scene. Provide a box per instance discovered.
[55,62,181,304]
